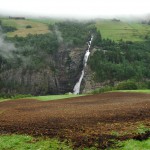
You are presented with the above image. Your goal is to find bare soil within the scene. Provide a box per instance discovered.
[0,92,150,149]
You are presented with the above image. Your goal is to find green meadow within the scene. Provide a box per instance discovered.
[96,20,150,41]
[0,94,84,102]
[1,17,150,42]
[0,18,50,37]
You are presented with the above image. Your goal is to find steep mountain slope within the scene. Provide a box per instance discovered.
[0,18,95,95]
[0,17,150,96]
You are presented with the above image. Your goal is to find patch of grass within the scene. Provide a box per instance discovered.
[0,18,50,37]
[90,86,114,94]
[110,131,120,137]
[0,134,72,150]
[90,87,150,95]
[117,89,150,94]
[0,98,10,102]
[0,94,84,102]
[34,94,84,101]
[112,138,150,150]
[109,124,150,150]
[136,125,150,134]
[96,20,150,42]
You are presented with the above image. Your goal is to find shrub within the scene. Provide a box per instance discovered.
[137,82,149,89]
[147,81,150,89]
[11,94,32,99]
[116,80,138,90]
[0,94,32,99]
[1,25,17,32]
[26,25,32,28]
[91,86,114,94]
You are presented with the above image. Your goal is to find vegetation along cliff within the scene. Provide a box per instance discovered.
[0,18,150,96]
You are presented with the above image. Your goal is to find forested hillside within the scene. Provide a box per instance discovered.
[89,40,150,86]
[0,17,150,96]
[0,18,96,96]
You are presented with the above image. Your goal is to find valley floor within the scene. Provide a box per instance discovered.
[0,92,150,149]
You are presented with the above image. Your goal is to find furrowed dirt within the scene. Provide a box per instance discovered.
[0,92,150,149]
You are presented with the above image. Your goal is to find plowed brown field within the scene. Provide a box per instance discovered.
[0,92,150,149]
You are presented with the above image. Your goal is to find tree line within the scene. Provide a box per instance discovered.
[89,38,150,86]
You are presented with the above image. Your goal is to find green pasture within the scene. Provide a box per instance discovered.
[0,134,149,150]
[0,18,50,37]
[111,138,150,150]
[0,134,72,150]
[1,17,150,41]
[96,20,150,41]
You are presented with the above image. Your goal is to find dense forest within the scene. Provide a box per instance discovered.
[89,39,150,87]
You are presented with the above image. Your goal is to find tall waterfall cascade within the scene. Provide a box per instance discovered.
[73,35,93,94]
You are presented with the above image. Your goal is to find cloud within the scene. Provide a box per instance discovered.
[0,34,16,59]
[0,0,150,18]
[54,25,63,43]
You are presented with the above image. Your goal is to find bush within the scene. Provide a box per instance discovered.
[11,94,32,99]
[147,81,150,89]
[116,80,138,90]
[91,86,114,94]
[137,82,149,89]
[0,94,32,99]
[1,25,17,32]
[26,25,32,28]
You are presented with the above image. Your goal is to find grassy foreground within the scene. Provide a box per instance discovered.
[0,134,72,150]
[112,138,150,150]
[0,134,149,150]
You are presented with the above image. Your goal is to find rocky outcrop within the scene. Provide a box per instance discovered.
[82,48,108,93]
[82,65,109,93]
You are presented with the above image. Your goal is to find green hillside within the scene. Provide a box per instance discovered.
[96,19,150,41]
[0,18,50,37]
[0,17,150,96]
[1,18,150,42]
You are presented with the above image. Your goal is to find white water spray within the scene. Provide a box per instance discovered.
[73,35,93,94]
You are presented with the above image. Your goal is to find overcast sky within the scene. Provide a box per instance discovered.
[0,0,150,18]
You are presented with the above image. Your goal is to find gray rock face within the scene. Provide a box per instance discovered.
[82,48,108,93]
[82,65,108,93]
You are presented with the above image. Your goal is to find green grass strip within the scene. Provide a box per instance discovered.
[112,138,150,150]
[0,94,84,102]
[117,89,150,94]
[0,134,72,150]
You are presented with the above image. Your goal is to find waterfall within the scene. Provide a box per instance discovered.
[73,35,93,94]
